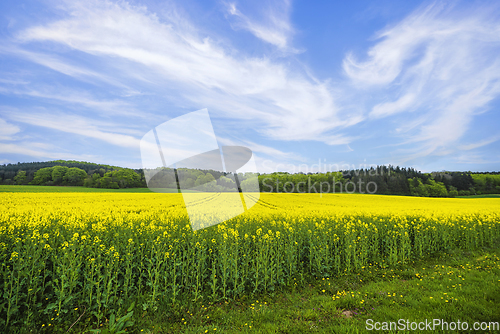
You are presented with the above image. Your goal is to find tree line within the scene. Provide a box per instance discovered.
[1,161,499,196]
[1,161,146,189]
[147,167,258,192]
[256,166,500,197]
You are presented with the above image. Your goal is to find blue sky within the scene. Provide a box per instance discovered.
[0,0,499,173]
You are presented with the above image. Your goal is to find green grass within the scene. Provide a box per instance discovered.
[4,185,498,197]
[0,185,191,193]
[0,185,154,193]
[118,246,500,334]
[457,194,500,198]
[0,185,203,193]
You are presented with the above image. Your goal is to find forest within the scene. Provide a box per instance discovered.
[1,160,499,197]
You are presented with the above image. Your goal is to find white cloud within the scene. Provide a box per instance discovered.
[459,134,500,151]
[343,3,500,161]
[453,153,498,165]
[0,45,125,88]
[0,118,20,140]
[10,112,140,148]
[14,0,349,145]
[0,142,95,160]
[0,78,30,85]
[2,0,499,168]
[226,1,296,51]
[371,93,416,118]
[217,135,303,161]
[0,84,138,116]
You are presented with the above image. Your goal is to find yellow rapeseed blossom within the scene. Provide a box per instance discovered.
[0,192,499,327]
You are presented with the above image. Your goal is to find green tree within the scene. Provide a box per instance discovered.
[203,173,216,184]
[426,179,448,197]
[182,177,195,189]
[31,167,54,185]
[109,168,141,188]
[89,173,102,188]
[52,166,69,185]
[194,174,206,187]
[409,178,429,197]
[83,176,94,188]
[63,167,87,186]
[217,176,236,190]
[99,175,112,188]
[14,170,27,185]
[240,177,260,192]
[149,169,176,189]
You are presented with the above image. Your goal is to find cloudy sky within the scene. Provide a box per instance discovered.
[0,0,499,172]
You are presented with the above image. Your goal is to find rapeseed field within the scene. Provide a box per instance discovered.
[1,192,499,330]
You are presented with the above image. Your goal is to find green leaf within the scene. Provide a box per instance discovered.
[109,313,116,328]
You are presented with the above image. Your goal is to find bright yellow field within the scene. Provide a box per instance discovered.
[3,192,500,220]
[1,192,499,329]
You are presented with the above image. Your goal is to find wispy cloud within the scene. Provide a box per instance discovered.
[343,2,500,163]
[0,142,96,161]
[459,134,500,151]
[10,111,140,148]
[217,135,303,160]
[0,118,20,140]
[225,0,296,52]
[0,45,131,90]
[0,84,138,116]
[1,0,499,170]
[370,93,416,118]
[453,153,499,165]
[13,0,347,145]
